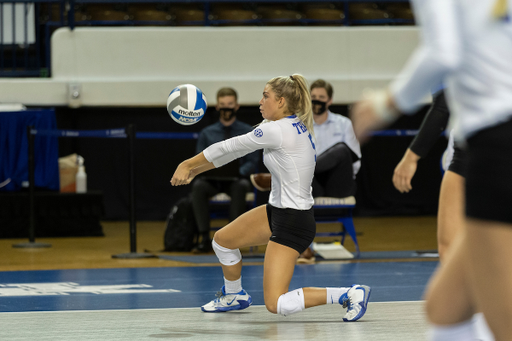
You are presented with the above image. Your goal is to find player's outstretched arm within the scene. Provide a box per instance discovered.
[350,90,400,143]
[170,152,215,186]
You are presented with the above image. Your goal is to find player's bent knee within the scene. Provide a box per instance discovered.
[212,239,241,266]
[265,301,278,314]
[276,289,305,317]
[424,289,446,324]
[424,295,436,323]
[212,230,230,248]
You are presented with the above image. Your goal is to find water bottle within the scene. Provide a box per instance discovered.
[76,156,87,193]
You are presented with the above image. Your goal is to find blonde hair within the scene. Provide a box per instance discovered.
[266,74,314,138]
[492,0,508,19]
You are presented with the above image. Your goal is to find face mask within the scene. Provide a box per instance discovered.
[218,108,236,120]
[312,100,327,116]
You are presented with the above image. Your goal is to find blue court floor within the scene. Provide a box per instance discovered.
[0,261,438,313]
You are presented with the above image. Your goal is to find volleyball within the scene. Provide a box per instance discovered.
[167,84,207,126]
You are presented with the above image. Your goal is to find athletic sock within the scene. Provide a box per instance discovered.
[326,287,349,304]
[224,277,243,294]
[428,319,475,341]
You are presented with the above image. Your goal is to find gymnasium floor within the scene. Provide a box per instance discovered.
[0,217,439,340]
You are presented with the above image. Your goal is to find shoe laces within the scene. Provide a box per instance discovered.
[342,297,352,310]
[214,290,225,302]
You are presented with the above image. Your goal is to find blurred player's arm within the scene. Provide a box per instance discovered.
[393,91,450,193]
[390,0,461,113]
[351,0,460,141]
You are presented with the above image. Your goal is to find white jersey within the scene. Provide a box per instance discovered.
[203,115,316,210]
[313,111,362,176]
[390,0,512,140]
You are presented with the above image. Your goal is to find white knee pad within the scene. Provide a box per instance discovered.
[277,288,305,317]
[212,239,242,266]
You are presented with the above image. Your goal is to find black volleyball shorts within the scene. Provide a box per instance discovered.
[266,204,316,254]
[465,119,512,224]
[448,142,467,178]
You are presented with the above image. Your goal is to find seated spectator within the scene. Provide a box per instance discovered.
[191,87,259,253]
[310,79,361,199]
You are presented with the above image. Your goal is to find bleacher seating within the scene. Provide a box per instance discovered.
[258,5,303,26]
[130,4,171,23]
[302,4,345,25]
[385,3,415,22]
[211,5,259,26]
[349,3,390,22]
[171,4,205,25]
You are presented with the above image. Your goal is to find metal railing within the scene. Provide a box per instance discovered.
[1,0,412,78]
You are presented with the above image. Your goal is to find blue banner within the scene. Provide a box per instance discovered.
[0,109,59,192]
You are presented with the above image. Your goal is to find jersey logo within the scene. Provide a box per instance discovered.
[292,121,307,134]
[254,128,263,138]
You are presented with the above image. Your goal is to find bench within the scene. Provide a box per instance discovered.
[313,196,359,257]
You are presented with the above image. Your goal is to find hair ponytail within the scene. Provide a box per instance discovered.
[492,0,508,19]
[267,73,314,139]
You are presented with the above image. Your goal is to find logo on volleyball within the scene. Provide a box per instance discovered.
[167,84,208,126]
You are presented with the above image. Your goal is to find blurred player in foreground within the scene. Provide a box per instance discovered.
[350,0,512,339]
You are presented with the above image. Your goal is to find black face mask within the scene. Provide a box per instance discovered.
[312,100,327,116]
[218,108,237,120]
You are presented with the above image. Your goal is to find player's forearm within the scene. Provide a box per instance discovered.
[190,162,216,177]
[403,148,421,163]
[182,152,214,177]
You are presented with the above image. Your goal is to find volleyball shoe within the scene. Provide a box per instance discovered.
[340,284,371,322]
[201,286,253,312]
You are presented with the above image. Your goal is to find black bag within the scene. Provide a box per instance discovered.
[164,196,198,251]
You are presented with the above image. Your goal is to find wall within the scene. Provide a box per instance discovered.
[2,26,445,221]
[0,26,420,106]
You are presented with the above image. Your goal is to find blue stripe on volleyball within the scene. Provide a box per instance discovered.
[194,87,206,111]
[169,86,180,96]
[171,110,180,120]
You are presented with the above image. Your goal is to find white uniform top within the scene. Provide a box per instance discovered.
[390,0,512,140]
[313,111,362,176]
[203,115,316,210]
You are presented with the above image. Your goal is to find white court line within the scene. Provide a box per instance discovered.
[0,300,424,314]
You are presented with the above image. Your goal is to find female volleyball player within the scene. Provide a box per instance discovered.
[350,0,512,339]
[392,90,466,261]
[392,92,492,339]
[171,74,371,321]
